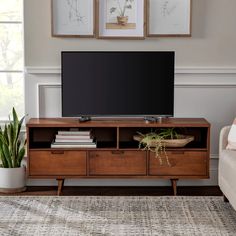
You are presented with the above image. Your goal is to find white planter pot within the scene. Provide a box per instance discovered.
[0,166,26,193]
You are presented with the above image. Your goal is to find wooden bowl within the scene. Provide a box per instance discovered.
[133,134,194,148]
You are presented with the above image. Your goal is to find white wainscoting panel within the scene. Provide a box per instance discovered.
[38,84,61,117]
[25,66,236,186]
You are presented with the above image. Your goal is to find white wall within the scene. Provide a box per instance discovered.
[24,0,236,67]
[24,0,236,186]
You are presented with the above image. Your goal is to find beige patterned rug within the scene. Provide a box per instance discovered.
[0,196,236,236]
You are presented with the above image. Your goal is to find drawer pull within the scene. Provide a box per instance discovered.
[51,151,64,155]
[170,151,185,155]
[112,150,124,155]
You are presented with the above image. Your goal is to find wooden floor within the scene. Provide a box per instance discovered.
[0,186,222,196]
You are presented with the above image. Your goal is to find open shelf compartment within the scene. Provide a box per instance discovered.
[118,127,209,149]
[29,127,118,149]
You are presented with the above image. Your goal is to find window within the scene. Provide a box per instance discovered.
[0,0,24,120]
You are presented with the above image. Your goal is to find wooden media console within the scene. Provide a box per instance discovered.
[26,118,210,195]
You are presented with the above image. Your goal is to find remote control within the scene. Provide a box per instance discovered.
[144,116,157,123]
[79,116,91,122]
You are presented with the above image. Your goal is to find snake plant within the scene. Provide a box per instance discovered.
[0,108,26,168]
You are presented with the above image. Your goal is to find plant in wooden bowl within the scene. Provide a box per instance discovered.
[134,128,194,166]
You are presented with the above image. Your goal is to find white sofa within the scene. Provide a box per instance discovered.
[219,126,236,210]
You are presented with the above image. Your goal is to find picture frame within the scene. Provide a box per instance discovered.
[147,0,192,37]
[96,0,146,39]
[51,0,95,37]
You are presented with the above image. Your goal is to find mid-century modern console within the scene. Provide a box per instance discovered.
[27,118,210,195]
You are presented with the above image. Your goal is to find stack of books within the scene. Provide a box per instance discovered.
[51,130,96,148]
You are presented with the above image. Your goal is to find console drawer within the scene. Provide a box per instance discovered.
[89,151,146,176]
[29,150,87,176]
[149,151,207,176]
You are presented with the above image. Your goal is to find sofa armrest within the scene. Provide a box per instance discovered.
[219,126,231,155]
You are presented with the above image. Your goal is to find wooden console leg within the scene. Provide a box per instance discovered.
[171,179,178,196]
[57,179,65,196]
[223,194,229,202]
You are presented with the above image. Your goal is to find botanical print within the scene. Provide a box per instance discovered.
[98,0,144,38]
[66,0,87,25]
[106,0,137,29]
[148,0,191,35]
[52,0,94,36]
[161,0,177,17]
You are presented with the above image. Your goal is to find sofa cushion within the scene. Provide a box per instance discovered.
[226,119,236,150]
[219,149,236,192]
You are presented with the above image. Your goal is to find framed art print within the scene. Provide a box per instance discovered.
[52,0,95,37]
[97,0,146,39]
[147,0,191,37]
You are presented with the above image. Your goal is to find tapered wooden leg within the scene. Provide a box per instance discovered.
[57,179,65,196]
[171,179,178,196]
[223,194,229,202]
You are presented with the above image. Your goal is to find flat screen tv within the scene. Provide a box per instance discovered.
[62,51,175,118]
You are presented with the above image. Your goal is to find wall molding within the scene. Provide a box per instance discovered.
[37,83,61,118]
[26,67,61,74]
[26,66,236,87]
[175,67,236,75]
[25,66,236,75]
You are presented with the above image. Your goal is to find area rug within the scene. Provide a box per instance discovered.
[0,196,236,236]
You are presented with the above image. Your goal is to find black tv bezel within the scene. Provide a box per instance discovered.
[61,51,175,118]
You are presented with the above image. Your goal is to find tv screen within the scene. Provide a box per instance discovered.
[62,51,175,117]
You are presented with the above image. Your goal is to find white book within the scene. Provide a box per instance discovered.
[55,139,94,143]
[56,135,92,139]
[58,131,91,136]
[51,143,96,148]
[53,141,96,144]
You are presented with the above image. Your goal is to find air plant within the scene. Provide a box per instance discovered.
[138,128,181,166]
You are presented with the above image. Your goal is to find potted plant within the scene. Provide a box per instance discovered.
[110,0,134,25]
[134,128,194,166]
[0,108,26,193]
